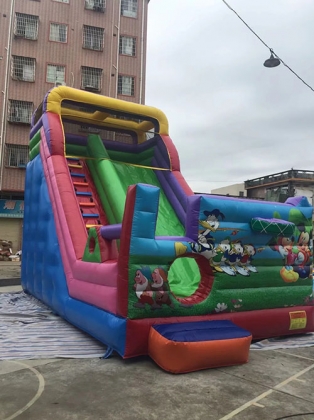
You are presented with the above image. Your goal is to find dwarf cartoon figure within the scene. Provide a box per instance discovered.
[133,267,154,309]
[151,267,169,291]
[154,291,175,308]
[150,267,174,309]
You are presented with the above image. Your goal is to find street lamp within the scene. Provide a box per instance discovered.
[264,50,281,68]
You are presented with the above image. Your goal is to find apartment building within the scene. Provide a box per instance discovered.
[202,170,314,206]
[0,0,150,250]
[245,169,314,204]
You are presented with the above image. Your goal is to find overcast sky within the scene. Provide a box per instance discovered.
[145,0,314,193]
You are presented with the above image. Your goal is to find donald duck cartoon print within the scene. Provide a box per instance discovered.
[190,209,226,260]
[190,208,261,277]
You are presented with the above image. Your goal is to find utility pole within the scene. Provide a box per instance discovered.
[0,0,15,191]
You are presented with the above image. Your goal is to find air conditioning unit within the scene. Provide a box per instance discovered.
[55,81,66,87]
[84,84,99,92]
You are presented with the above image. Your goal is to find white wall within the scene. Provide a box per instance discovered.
[211,183,247,197]
[294,187,314,205]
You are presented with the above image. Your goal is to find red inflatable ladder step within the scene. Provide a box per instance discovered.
[79,202,96,207]
[73,182,89,187]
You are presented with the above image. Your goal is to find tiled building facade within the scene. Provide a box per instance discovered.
[0,0,150,250]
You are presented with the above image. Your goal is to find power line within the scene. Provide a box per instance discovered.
[221,0,314,93]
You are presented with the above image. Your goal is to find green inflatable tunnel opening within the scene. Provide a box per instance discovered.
[168,257,201,298]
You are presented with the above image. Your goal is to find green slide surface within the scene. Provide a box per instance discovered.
[113,163,184,236]
[85,135,200,297]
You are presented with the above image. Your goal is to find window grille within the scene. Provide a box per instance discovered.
[62,122,134,144]
[81,67,102,91]
[79,125,101,134]
[121,0,137,18]
[14,13,39,40]
[119,36,136,56]
[85,0,105,12]
[11,56,35,82]
[47,64,66,84]
[8,100,33,124]
[117,75,135,96]
[49,23,68,43]
[114,133,133,143]
[83,26,104,51]
[5,145,29,168]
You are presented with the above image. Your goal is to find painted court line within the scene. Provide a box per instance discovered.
[274,350,314,362]
[252,402,265,408]
[3,361,45,420]
[219,363,314,420]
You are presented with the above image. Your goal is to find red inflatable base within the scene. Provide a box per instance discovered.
[124,306,314,358]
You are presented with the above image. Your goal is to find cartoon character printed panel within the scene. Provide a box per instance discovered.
[189,208,263,277]
[133,266,175,310]
[192,196,312,277]
[191,195,313,311]
[127,194,313,320]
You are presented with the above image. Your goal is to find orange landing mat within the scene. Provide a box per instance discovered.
[148,320,252,374]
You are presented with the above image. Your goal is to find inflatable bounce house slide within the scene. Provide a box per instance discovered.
[22,87,314,373]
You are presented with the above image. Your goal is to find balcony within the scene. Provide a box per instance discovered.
[84,0,105,12]
[245,169,314,189]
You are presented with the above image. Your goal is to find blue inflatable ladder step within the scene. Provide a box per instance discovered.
[76,192,92,197]
[148,320,252,374]
[82,213,100,218]
[71,173,85,178]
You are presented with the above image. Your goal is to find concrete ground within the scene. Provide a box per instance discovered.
[0,261,21,286]
[1,349,314,420]
[1,281,314,419]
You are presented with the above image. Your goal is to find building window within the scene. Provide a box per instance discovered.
[14,13,39,40]
[49,23,68,43]
[53,0,69,3]
[239,191,244,197]
[121,0,137,18]
[83,25,104,51]
[11,56,36,82]
[119,36,136,56]
[118,75,135,96]
[8,100,33,125]
[81,67,102,92]
[84,0,105,12]
[47,64,66,84]
[5,145,29,168]
[79,125,101,134]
